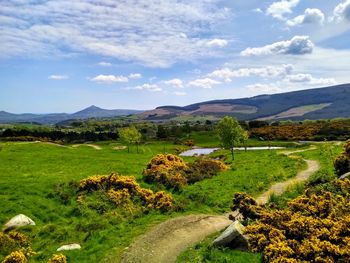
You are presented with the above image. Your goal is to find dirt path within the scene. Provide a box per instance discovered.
[255,159,319,205]
[120,148,320,263]
[72,144,102,150]
[120,215,231,263]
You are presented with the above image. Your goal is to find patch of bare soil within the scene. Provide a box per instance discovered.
[120,215,231,263]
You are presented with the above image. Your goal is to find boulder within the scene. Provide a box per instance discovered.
[57,243,81,251]
[212,220,248,249]
[340,172,350,180]
[3,214,35,231]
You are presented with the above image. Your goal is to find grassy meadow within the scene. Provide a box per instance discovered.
[0,138,309,262]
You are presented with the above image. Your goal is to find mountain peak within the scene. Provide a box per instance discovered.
[85,105,101,110]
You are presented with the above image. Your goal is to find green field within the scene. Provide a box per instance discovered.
[0,140,309,262]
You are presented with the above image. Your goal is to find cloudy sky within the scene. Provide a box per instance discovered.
[1,0,350,113]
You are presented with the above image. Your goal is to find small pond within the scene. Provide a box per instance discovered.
[180,147,285,157]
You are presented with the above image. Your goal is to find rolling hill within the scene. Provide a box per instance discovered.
[1,84,350,124]
[141,83,350,121]
[0,106,142,124]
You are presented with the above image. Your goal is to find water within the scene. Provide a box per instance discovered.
[180,146,285,157]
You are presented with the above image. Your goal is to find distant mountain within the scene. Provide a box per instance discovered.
[2,84,350,124]
[140,83,350,121]
[0,106,143,124]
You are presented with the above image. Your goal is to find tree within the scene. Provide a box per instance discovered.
[217,116,245,160]
[118,126,142,153]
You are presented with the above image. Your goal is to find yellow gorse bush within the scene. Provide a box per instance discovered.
[79,173,173,212]
[2,250,27,263]
[233,179,350,262]
[143,154,228,189]
[47,253,67,263]
[2,248,36,263]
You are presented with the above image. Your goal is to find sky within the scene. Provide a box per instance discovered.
[1,0,350,113]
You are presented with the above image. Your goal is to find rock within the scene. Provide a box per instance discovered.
[340,172,350,180]
[3,214,35,231]
[57,243,81,251]
[212,220,248,249]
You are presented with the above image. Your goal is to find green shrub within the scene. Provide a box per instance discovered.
[334,140,350,176]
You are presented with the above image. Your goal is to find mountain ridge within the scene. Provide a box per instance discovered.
[1,84,350,124]
[0,106,143,124]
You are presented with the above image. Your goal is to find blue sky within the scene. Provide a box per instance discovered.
[1,0,350,113]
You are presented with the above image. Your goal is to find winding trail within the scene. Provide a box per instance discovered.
[72,143,102,150]
[120,147,320,263]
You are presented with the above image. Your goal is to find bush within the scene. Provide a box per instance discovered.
[47,254,67,263]
[236,179,350,263]
[143,154,227,189]
[185,158,228,184]
[334,140,350,176]
[78,173,174,212]
[0,232,30,256]
[143,154,188,189]
[2,248,35,263]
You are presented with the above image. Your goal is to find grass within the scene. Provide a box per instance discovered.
[177,233,262,263]
[0,140,307,262]
[189,131,300,148]
[177,142,344,262]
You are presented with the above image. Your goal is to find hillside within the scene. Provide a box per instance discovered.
[141,84,350,121]
[0,106,142,124]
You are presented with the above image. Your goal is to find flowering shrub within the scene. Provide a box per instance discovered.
[0,232,30,256]
[2,248,35,263]
[47,254,67,263]
[334,140,350,176]
[79,173,173,212]
[183,140,195,147]
[2,250,27,263]
[185,158,228,184]
[234,179,350,262]
[143,154,227,189]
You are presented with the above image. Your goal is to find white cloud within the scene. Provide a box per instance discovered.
[188,78,221,89]
[252,8,263,13]
[164,78,184,88]
[241,36,314,56]
[287,8,325,27]
[133,83,162,92]
[173,91,187,96]
[284,74,337,85]
[206,39,228,48]
[267,0,300,20]
[97,62,112,67]
[0,1,230,67]
[332,0,350,22]
[48,75,68,80]
[209,64,294,82]
[91,74,128,84]
[247,83,281,93]
[128,73,142,79]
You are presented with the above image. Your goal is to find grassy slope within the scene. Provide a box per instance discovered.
[0,141,305,262]
[178,142,343,262]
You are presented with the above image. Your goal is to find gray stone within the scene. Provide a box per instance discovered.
[340,172,350,180]
[212,220,248,249]
[57,243,81,251]
[3,214,35,231]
